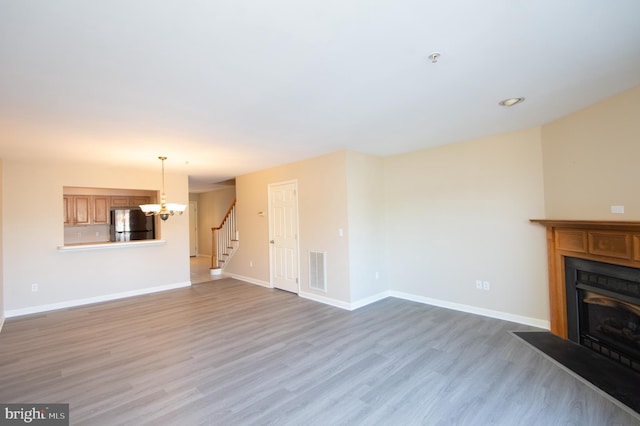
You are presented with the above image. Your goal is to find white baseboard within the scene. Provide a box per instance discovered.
[297,288,549,329]
[3,279,550,330]
[349,291,390,310]
[272,286,549,330]
[5,281,192,318]
[299,291,352,310]
[227,273,271,288]
[389,290,550,330]
[298,290,389,311]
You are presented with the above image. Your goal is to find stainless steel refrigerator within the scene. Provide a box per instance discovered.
[110,208,155,241]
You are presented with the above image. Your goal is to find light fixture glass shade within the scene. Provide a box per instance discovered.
[165,203,187,213]
[139,204,161,214]
[140,202,186,221]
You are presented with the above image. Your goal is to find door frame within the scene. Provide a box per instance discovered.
[268,180,301,293]
[189,200,198,257]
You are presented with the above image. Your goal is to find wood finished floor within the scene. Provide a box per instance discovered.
[1,278,639,425]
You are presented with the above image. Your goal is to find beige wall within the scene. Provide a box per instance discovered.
[227,151,352,305]
[384,128,549,325]
[542,85,640,219]
[194,187,236,256]
[346,151,387,303]
[3,159,190,314]
[228,132,550,323]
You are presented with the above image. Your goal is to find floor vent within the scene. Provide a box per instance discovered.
[309,251,327,292]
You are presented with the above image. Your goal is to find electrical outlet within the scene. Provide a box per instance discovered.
[475,280,483,289]
[31,283,38,292]
[375,272,379,279]
[249,260,253,268]
[483,281,490,291]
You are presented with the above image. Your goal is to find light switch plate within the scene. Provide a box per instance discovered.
[611,205,624,214]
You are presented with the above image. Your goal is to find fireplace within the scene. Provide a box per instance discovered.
[565,257,640,372]
[528,220,640,412]
[530,219,640,339]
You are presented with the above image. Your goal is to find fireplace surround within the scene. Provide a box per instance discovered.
[565,257,640,372]
[532,220,640,371]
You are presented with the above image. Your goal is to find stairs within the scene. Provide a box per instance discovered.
[211,240,239,275]
[210,200,238,275]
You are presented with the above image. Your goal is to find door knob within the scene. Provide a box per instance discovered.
[270,240,275,244]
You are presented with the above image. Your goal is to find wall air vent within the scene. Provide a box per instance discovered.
[309,251,327,292]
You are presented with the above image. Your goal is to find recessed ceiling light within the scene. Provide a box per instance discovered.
[427,52,441,63]
[499,97,525,107]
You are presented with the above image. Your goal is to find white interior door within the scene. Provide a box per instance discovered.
[269,181,299,293]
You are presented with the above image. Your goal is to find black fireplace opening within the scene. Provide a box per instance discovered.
[565,257,640,373]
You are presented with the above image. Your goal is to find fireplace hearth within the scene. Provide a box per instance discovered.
[565,257,640,373]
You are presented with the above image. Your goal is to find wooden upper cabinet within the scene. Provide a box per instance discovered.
[64,195,110,225]
[93,196,110,224]
[73,195,91,225]
[129,196,150,207]
[64,194,152,225]
[110,196,149,208]
[63,195,72,225]
[110,196,130,207]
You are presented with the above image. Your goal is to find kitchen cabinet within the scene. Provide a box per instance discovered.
[129,196,150,207]
[64,195,110,225]
[111,196,150,208]
[93,196,110,224]
[72,195,91,225]
[64,194,153,225]
[63,195,72,225]
[111,196,130,207]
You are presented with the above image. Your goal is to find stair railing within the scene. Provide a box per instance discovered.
[211,199,237,270]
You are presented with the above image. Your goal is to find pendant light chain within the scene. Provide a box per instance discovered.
[160,156,167,206]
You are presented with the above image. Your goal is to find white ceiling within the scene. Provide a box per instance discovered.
[1,1,639,192]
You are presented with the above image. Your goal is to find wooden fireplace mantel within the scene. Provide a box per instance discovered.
[531,219,640,338]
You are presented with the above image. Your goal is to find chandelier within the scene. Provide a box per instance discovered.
[139,156,186,221]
